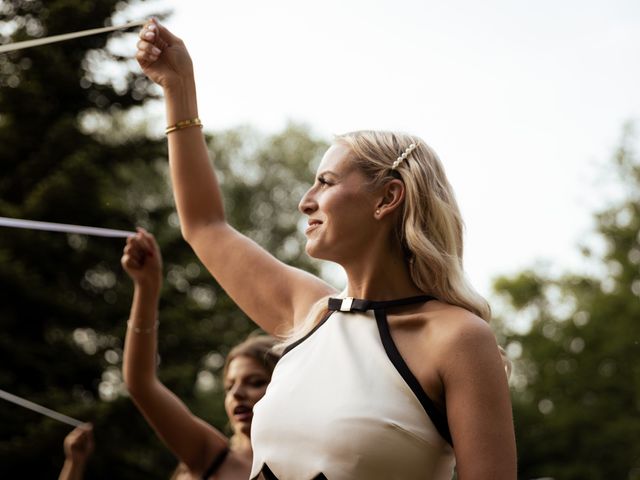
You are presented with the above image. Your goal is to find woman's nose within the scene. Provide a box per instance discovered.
[298,187,317,215]
[231,383,247,399]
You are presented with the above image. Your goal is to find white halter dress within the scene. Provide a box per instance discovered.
[250,295,456,480]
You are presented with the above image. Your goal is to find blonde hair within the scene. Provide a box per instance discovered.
[336,130,491,321]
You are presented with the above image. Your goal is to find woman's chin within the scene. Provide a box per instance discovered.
[230,421,252,440]
[305,242,320,258]
[306,244,344,264]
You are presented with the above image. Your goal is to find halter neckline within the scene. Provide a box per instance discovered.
[327,295,435,313]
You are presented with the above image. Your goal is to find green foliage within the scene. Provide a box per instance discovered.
[0,1,328,477]
[492,125,640,480]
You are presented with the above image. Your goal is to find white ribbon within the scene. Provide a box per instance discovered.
[0,20,146,54]
[0,216,134,238]
[0,388,85,427]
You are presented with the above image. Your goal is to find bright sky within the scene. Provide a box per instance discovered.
[116,0,640,297]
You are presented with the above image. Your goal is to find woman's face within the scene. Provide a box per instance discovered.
[223,356,271,438]
[298,143,378,263]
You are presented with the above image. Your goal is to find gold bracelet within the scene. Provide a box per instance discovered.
[127,320,159,334]
[165,117,203,135]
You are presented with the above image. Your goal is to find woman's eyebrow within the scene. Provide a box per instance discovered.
[317,170,338,179]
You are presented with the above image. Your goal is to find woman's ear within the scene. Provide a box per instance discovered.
[374,179,405,219]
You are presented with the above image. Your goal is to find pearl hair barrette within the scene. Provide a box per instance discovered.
[391,143,417,170]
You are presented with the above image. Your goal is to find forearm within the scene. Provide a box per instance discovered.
[58,460,86,480]
[123,283,161,395]
[164,79,226,241]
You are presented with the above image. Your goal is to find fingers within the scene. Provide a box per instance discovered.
[136,227,161,260]
[122,235,147,269]
[65,424,92,448]
[121,229,161,274]
[65,424,95,459]
[137,21,162,65]
[152,18,182,45]
[137,19,175,63]
[78,423,94,451]
[65,427,81,445]
[136,38,162,64]
[79,422,93,433]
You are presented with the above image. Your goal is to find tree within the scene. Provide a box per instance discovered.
[492,125,640,480]
[0,0,329,476]
[0,1,173,477]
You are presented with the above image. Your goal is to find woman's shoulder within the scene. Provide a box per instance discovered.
[205,447,252,479]
[409,300,498,359]
[409,298,487,328]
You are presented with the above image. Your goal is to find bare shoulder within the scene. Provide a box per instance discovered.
[416,300,494,340]
[388,300,504,412]
[415,301,500,377]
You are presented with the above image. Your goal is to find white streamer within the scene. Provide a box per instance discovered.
[0,20,146,54]
[0,216,134,238]
[0,388,84,427]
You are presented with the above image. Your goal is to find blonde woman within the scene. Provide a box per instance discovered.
[121,230,279,479]
[135,18,517,480]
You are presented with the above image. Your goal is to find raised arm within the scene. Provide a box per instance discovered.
[135,20,334,334]
[121,230,226,475]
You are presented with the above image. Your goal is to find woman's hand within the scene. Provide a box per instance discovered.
[63,424,94,464]
[136,19,194,90]
[121,228,163,293]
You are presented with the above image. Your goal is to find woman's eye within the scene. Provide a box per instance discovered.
[248,378,268,388]
[317,177,331,186]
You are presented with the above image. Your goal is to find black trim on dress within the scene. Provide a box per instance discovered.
[253,463,279,480]
[374,308,453,446]
[251,463,327,480]
[281,310,335,357]
[201,447,229,479]
[327,295,434,313]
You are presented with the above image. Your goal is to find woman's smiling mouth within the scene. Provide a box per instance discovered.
[305,219,322,235]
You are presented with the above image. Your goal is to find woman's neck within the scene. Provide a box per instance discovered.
[342,242,423,300]
[231,434,252,457]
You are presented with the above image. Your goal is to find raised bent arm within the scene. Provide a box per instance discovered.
[136,20,334,334]
[121,230,227,475]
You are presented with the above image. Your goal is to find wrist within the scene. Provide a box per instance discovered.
[163,77,199,123]
[162,73,194,93]
[62,457,87,476]
[133,279,162,298]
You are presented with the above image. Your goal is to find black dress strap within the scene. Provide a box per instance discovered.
[328,295,434,313]
[374,309,453,446]
[201,447,229,479]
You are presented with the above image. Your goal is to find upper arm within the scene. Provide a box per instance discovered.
[187,222,337,334]
[129,380,227,475]
[439,318,517,479]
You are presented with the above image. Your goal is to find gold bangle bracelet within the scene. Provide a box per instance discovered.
[127,320,159,334]
[165,117,203,135]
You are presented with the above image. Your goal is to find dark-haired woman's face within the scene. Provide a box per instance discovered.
[298,144,378,263]
[224,356,271,438]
